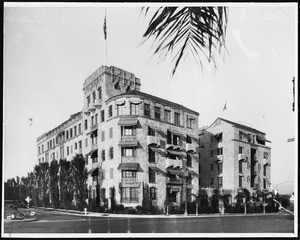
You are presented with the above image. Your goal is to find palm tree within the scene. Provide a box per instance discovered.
[141,6,228,75]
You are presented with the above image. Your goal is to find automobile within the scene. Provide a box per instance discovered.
[17,201,28,208]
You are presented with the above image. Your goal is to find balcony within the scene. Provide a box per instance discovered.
[83,105,90,115]
[121,156,137,163]
[186,143,197,154]
[91,143,98,151]
[121,135,137,142]
[94,99,102,109]
[238,154,247,162]
[166,178,183,185]
[89,103,96,112]
[215,154,223,163]
[166,143,183,151]
[121,178,138,184]
[147,135,160,147]
[91,123,98,132]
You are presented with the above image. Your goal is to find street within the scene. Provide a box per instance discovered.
[3,208,294,235]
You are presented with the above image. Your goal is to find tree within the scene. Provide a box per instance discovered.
[59,158,73,211]
[141,7,228,75]
[39,162,50,207]
[49,159,60,209]
[142,183,152,214]
[71,154,88,211]
[19,176,28,201]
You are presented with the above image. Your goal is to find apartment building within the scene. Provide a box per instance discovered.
[36,65,199,210]
[198,117,271,197]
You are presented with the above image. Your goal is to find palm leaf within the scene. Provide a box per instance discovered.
[141,6,228,76]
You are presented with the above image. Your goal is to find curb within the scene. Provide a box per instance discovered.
[4,217,38,223]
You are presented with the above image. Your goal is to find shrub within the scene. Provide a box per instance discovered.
[115,204,125,213]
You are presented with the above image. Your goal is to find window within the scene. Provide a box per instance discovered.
[239,146,243,154]
[101,110,105,122]
[109,127,113,139]
[95,114,98,124]
[79,140,82,149]
[218,177,223,188]
[239,160,243,173]
[122,126,135,136]
[148,127,155,136]
[52,152,55,160]
[79,123,81,134]
[38,147,40,154]
[92,176,97,182]
[122,147,135,157]
[167,130,172,144]
[121,187,139,203]
[92,156,98,163]
[187,154,192,167]
[84,119,88,130]
[263,165,267,176]
[71,145,73,154]
[98,87,102,100]
[144,103,151,117]
[211,163,214,171]
[217,148,223,155]
[85,138,88,147]
[101,149,105,161]
[211,150,214,157]
[218,162,223,174]
[264,152,269,159]
[110,168,113,179]
[263,179,267,189]
[155,106,161,120]
[109,147,114,159]
[148,147,156,163]
[239,131,243,141]
[108,105,113,117]
[173,135,180,146]
[186,116,193,128]
[150,187,157,200]
[67,146,69,155]
[117,104,124,116]
[130,103,139,115]
[87,96,91,106]
[239,176,243,188]
[74,126,77,136]
[42,145,44,152]
[75,142,77,150]
[149,167,156,183]
[186,135,192,144]
[101,131,105,142]
[92,91,96,103]
[122,170,137,178]
[164,109,171,123]
[174,112,180,125]
[100,188,106,198]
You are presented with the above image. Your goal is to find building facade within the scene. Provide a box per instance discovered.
[37,65,200,210]
[198,117,271,197]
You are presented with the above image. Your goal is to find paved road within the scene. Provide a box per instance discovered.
[4,209,294,235]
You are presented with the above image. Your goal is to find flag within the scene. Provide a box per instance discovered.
[222,103,227,112]
[103,13,107,40]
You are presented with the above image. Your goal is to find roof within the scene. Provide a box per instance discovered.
[106,90,199,116]
[207,117,265,135]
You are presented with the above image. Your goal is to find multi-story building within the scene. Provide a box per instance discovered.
[198,117,271,197]
[36,65,200,210]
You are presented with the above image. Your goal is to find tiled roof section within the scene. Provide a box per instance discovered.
[37,111,82,142]
[217,117,265,134]
[106,90,199,116]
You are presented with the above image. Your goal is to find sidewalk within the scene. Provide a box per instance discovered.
[37,207,289,219]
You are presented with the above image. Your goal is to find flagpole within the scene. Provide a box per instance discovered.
[105,9,108,66]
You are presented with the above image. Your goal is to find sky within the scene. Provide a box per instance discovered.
[3,3,297,194]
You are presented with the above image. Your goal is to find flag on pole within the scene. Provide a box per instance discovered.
[222,103,227,112]
[103,12,107,40]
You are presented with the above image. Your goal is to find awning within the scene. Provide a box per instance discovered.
[118,118,138,126]
[149,166,167,176]
[168,129,184,137]
[88,167,98,175]
[214,132,222,139]
[188,153,199,159]
[149,126,164,135]
[118,141,139,147]
[86,149,97,156]
[117,163,140,171]
[129,98,142,104]
[115,99,125,105]
[187,134,198,142]
[167,150,183,157]
[167,168,184,176]
[256,135,271,143]
[189,170,199,178]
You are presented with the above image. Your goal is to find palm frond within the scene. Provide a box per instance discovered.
[141,6,228,76]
